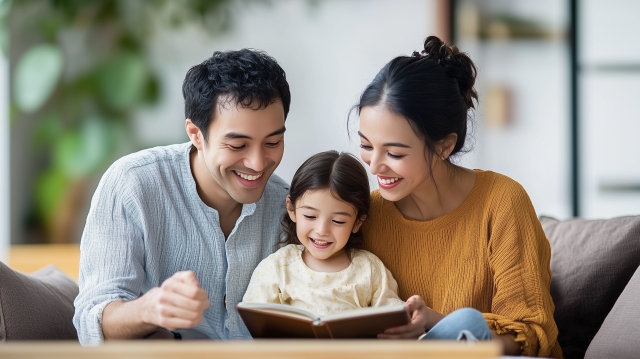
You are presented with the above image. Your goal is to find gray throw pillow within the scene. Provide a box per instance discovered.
[540,216,640,359]
[0,262,78,341]
[584,265,640,359]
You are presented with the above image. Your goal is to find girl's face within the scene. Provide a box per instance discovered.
[358,105,437,202]
[287,189,363,262]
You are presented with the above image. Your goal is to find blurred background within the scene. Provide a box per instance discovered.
[1,0,640,263]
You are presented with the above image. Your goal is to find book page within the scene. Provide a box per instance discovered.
[321,304,407,322]
[236,302,321,321]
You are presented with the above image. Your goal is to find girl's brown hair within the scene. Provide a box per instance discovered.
[280,150,370,252]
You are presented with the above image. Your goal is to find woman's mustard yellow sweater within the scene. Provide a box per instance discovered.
[362,170,562,358]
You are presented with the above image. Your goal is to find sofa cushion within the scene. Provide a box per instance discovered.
[0,262,78,341]
[540,216,640,359]
[585,265,640,359]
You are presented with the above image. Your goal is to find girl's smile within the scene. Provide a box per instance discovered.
[309,237,332,248]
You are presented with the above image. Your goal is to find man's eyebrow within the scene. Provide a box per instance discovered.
[300,205,352,216]
[358,131,410,148]
[224,132,251,140]
[223,126,286,140]
[267,126,286,137]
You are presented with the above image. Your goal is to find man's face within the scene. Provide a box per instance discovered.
[199,100,286,205]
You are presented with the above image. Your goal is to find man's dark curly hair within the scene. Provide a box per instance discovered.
[182,49,291,140]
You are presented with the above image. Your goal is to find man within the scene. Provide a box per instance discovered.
[73,49,291,344]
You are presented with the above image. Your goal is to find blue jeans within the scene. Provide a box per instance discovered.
[419,308,492,342]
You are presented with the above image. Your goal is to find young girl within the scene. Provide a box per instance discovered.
[242,150,404,316]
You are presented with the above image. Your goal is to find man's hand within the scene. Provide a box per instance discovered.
[141,271,210,331]
[378,295,444,339]
[102,271,211,339]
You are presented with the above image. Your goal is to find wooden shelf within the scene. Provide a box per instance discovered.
[580,63,640,73]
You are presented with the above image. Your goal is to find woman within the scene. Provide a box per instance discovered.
[354,36,562,358]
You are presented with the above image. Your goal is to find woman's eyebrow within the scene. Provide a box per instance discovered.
[383,142,411,148]
[357,131,411,148]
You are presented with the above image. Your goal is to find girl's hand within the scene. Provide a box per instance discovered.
[378,295,439,339]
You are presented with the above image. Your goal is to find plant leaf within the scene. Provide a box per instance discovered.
[34,168,68,229]
[32,113,63,149]
[13,43,64,113]
[54,116,113,178]
[98,53,148,110]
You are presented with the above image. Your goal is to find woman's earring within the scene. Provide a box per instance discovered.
[440,155,446,161]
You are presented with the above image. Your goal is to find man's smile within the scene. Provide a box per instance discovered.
[233,170,264,181]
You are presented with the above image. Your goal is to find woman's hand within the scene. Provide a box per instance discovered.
[378,295,443,339]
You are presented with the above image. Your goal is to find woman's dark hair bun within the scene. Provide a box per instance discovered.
[419,36,478,110]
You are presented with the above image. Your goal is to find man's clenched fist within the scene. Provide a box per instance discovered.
[142,271,210,331]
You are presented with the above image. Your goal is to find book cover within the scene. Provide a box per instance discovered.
[236,302,410,339]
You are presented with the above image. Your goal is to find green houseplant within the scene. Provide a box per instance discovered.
[6,0,237,243]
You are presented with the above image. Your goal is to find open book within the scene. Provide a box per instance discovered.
[236,302,410,339]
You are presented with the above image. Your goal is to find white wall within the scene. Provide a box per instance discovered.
[579,0,640,218]
[134,0,572,219]
[1,51,8,261]
[135,0,437,187]
[454,0,571,220]
[460,40,571,219]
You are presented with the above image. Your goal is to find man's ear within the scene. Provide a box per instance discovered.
[352,214,367,233]
[186,119,204,151]
[286,196,296,223]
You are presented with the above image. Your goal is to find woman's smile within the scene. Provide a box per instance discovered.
[378,175,404,189]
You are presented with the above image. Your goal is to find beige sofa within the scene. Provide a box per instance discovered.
[540,216,640,359]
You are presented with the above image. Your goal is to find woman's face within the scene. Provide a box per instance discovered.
[358,105,435,202]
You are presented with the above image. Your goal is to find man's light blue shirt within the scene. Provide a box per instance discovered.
[73,142,289,345]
